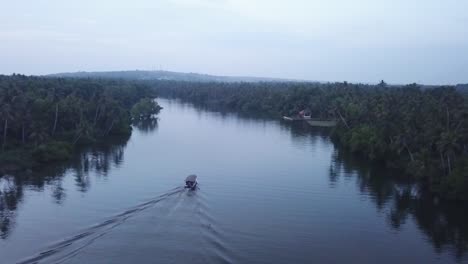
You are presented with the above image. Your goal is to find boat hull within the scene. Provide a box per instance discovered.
[185,181,197,190]
[283,116,312,121]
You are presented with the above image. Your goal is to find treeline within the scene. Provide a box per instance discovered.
[0,75,158,171]
[151,80,468,201]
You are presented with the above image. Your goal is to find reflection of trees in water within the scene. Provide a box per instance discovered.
[330,147,468,260]
[133,117,159,134]
[391,191,468,260]
[331,150,401,210]
[0,134,130,239]
[278,119,468,261]
[279,121,331,150]
[51,180,66,205]
[0,176,23,239]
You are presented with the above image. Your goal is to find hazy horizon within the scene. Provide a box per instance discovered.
[2,0,467,85]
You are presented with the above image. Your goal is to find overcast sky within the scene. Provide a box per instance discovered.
[1,0,467,84]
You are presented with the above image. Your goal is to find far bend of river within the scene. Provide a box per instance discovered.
[1,99,468,264]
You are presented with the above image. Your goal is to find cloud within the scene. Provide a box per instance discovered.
[0,29,80,42]
[0,0,467,83]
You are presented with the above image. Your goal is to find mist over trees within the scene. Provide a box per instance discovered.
[46,70,297,83]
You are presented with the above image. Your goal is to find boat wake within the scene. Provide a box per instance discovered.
[16,186,185,264]
[16,184,238,264]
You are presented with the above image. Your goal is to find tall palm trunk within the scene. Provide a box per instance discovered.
[93,107,100,127]
[22,122,25,144]
[440,151,446,176]
[79,108,83,127]
[404,143,414,162]
[52,103,58,135]
[73,128,83,145]
[447,154,452,175]
[336,109,350,130]
[446,107,450,131]
[2,119,7,151]
[105,119,115,136]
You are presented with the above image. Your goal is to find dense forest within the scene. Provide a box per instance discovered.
[151,80,468,201]
[1,75,467,201]
[0,75,159,172]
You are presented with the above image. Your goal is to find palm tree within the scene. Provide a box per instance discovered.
[0,103,13,151]
[12,92,31,144]
[29,123,49,146]
[49,87,62,136]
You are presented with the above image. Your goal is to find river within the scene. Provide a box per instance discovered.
[1,99,467,263]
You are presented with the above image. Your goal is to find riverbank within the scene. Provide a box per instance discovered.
[0,75,159,176]
[2,98,466,264]
[0,133,129,175]
[0,143,69,175]
[151,81,468,201]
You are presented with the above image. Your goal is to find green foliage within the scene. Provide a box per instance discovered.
[348,125,382,160]
[131,98,162,121]
[152,80,468,201]
[0,75,159,171]
[0,149,34,172]
[32,141,73,163]
[440,157,468,201]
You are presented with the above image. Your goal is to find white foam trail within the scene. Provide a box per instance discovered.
[16,186,184,264]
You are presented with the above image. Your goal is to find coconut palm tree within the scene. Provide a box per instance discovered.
[0,102,13,151]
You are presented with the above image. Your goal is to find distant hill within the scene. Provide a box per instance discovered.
[46,70,301,83]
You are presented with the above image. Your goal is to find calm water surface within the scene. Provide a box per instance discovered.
[1,99,467,263]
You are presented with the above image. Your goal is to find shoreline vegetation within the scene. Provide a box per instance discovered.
[1,74,467,201]
[151,80,468,201]
[0,75,160,174]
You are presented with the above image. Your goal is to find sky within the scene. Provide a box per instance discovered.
[1,0,467,84]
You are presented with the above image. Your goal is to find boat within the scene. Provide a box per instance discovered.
[185,174,197,190]
[283,109,312,121]
[283,116,312,121]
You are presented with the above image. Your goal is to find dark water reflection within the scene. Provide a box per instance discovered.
[331,147,468,261]
[0,175,23,240]
[132,117,159,134]
[0,135,130,240]
[0,99,467,263]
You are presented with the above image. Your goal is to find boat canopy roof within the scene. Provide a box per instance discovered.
[185,174,197,182]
